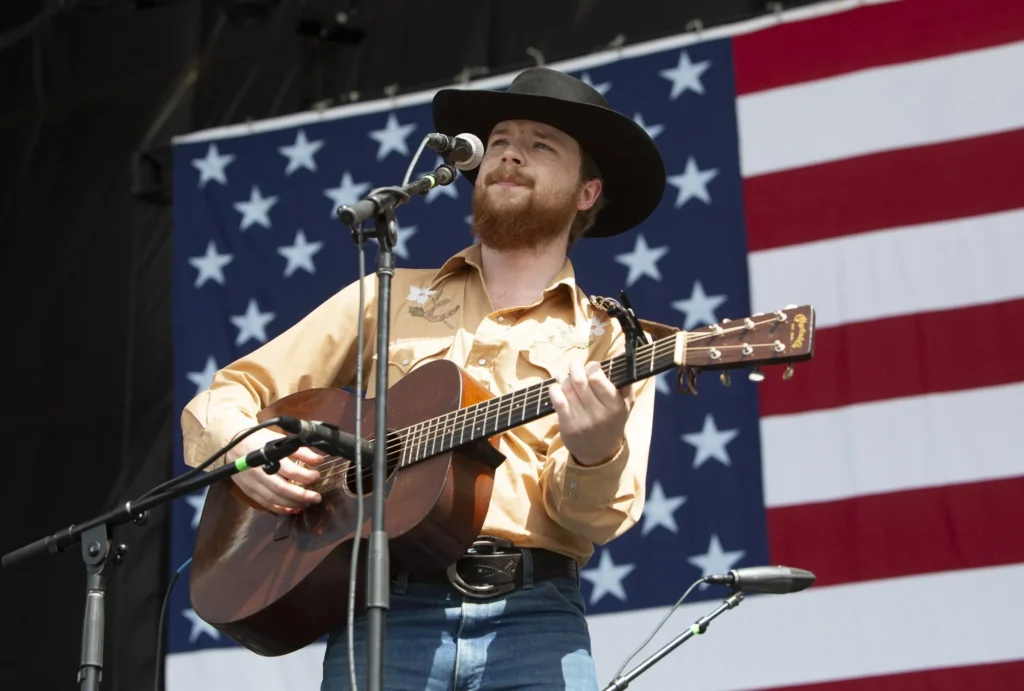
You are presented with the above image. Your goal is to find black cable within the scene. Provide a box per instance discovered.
[135,416,288,502]
[346,221,367,691]
[154,557,192,691]
[612,577,708,679]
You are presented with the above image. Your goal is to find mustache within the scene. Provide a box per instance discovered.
[483,165,534,187]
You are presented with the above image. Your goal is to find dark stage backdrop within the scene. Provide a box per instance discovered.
[0,1,825,688]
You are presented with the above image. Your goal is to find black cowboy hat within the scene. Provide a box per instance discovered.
[432,66,666,239]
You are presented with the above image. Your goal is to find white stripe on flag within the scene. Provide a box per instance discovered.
[590,562,1024,691]
[761,382,1024,508]
[737,40,1024,176]
[748,208,1024,329]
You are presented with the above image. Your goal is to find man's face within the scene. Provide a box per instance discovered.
[471,119,599,252]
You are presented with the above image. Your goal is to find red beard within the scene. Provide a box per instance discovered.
[471,164,579,252]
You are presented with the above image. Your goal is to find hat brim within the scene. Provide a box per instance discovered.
[432,88,666,238]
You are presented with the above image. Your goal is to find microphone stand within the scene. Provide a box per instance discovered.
[336,162,458,691]
[602,590,746,691]
[0,434,305,691]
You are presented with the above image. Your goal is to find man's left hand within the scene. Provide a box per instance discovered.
[549,360,635,467]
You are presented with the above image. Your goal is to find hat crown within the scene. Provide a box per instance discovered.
[506,67,610,110]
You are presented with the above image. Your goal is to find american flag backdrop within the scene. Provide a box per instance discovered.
[166,0,1024,688]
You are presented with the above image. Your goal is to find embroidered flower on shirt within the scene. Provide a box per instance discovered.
[589,316,610,336]
[406,286,437,304]
[407,285,460,329]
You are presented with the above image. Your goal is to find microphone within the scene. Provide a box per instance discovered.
[276,416,375,465]
[703,566,815,594]
[426,132,485,171]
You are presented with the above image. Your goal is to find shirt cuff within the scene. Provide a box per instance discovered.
[560,437,631,505]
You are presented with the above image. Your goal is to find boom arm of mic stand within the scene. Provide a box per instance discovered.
[336,164,456,227]
[602,591,745,691]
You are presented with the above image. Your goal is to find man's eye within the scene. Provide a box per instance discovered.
[534,142,550,150]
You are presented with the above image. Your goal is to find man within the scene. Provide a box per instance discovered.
[181,66,667,690]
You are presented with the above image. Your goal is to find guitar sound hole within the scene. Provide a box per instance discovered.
[338,431,403,496]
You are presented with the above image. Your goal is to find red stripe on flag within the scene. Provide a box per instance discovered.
[766,475,1024,587]
[765,660,1024,691]
[733,0,1024,95]
[743,128,1024,252]
[758,299,1024,417]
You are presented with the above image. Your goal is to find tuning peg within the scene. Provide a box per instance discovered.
[783,364,795,380]
[720,371,731,387]
[748,366,765,382]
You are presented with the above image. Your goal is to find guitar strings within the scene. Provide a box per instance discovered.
[308,341,784,493]
[279,315,795,492]
[303,321,792,491]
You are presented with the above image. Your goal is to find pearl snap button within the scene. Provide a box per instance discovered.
[478,358,486,365]
[402,358,409,365]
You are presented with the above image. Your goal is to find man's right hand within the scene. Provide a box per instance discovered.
[227,428,324,514]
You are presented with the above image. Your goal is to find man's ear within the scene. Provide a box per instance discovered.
[577,178,602,211]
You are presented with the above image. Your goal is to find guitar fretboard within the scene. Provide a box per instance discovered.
[393,335,680,467]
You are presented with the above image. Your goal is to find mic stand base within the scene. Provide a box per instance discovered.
[602,590,745,691]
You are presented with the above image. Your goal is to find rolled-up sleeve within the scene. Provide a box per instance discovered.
[180,275,377,468]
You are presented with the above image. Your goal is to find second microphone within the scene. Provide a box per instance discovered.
[275,416,376,465]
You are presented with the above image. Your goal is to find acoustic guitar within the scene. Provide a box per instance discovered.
[189,305,815,656]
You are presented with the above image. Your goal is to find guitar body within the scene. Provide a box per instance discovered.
[189,360,506,657]
[186,303,816,658]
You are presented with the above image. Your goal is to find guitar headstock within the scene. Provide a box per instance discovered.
[677,304,815,390]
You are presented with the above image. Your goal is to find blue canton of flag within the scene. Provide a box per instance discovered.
[169,36,768,657]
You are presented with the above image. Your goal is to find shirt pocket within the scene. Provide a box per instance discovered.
[365,336,455,397]
[518,340,588,385]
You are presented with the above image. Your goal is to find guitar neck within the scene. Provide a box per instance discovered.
[396,335,682,466]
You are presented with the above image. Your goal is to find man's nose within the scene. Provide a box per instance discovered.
[500,143,524,165]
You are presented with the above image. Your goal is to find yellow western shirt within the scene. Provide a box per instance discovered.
[180,242,659,566]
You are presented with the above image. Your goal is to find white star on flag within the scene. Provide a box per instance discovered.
[668,157,719,208]
[230,298,275,346]
[278,129,324,175]
[633,112,665,140]
[182,609,220,643]
[233,185,279,231]
[277,229,324,277]
[187,240,233,288]
[688,534,746,589]
[682,413,739,469]
[660,50,712,99]
[186,488,208,529]
[641,481,687,536]
[580,549,636,605]
[614,233,670,287]
[191,143,235,188]
[368,113,418,161]
[579,72,612,96]
[186,355,218,396]
[655,370,673,396]
[671,280,728,329]
[323,172,372,219]
[368,224,418,261]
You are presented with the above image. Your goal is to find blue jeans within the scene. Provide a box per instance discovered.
[321,574,598,690]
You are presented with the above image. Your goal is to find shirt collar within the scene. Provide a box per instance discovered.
[430,242,585,328]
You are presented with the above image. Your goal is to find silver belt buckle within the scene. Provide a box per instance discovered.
[446,536,518,599]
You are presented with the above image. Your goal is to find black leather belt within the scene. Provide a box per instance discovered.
[396,536,579,599]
